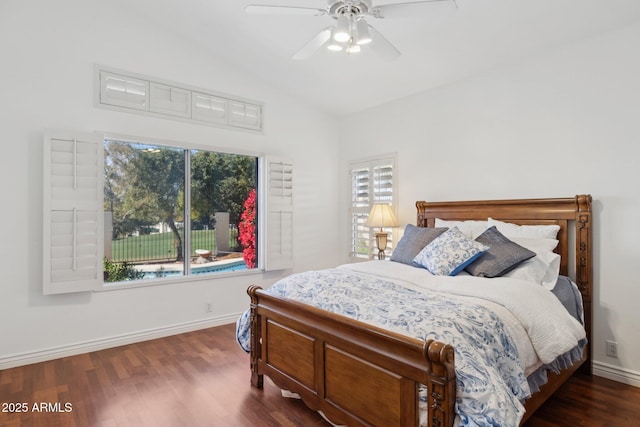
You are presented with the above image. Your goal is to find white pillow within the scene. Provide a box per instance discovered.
[505,237,561,289]
[434,218,488,239]
[539,255,561,290]
[510,237,559,253]
[488,218,560,239]
[504,251,560,289]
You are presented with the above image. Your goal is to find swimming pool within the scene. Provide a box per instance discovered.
[142,260,247,279]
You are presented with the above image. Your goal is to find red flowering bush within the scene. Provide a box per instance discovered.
[239,189,257,268]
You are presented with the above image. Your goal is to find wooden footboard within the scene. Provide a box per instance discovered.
[247,285,456,427]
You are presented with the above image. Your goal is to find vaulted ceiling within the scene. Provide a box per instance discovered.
[116,0,640,116]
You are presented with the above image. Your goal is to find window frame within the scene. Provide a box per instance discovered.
[101,135,261,290]
[348,154,398,261]
[44,130,292,294]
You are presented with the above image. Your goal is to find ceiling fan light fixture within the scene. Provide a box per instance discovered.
[327,28,345,51]
[334,14,351,42]
[247,0,439,60]
[346,44,361,54]
[355,18,372,45]
[327,41,344,51]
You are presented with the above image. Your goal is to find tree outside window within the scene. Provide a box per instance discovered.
[103,139,258,282]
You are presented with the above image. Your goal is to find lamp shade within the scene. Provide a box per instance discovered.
[365,204,398,228]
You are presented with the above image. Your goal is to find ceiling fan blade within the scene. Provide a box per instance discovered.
[245,5,327,16]
[368,26,401,61]
[292,27,333,60]
[371,0,457,19]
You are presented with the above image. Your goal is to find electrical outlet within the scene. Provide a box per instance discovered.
[606,340,618,358]
[206,303,212,313]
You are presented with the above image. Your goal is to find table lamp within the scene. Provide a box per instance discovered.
[365,203,398,260]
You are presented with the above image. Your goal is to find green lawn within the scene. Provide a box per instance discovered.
[110,230,238,262]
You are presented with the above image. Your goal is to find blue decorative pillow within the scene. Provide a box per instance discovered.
[465,226,536,278]
[390,224,447,265]
[413,227,489,276]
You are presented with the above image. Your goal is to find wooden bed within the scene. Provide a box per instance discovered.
[246,195,592,427]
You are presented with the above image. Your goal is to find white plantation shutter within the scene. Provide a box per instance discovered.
[100,71,148,111]
[229,101,262,130]
[192,92,228,124]
[96,66,263,132]
[263,159,293,270]
[149,82,191,118]
[43,131,104,294]
[349,156,397,259]
[351,165,372,258]
[373,164,394,203]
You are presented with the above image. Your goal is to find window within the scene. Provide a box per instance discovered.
[103,139,258,284]
[96,66,263,132]
[349,155,397,260]
[43,131,292,294]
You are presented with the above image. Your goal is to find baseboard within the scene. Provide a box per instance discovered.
[0,313,241,370]
[593,361,640,388]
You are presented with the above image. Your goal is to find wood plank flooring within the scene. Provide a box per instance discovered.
[1,324,638,427]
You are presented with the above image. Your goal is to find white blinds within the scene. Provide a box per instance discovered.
[192,92,228,124]
[97,67,263,131]
[372,165,394,203]
[264,159,293,271]
[149,82,191,118]
[349,157,396,259]
[351,163,393,207]
[44,131,104,294]
[100,72,148,110]
[229,101,262,130]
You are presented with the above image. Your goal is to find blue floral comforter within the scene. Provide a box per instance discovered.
[236,261,586,427]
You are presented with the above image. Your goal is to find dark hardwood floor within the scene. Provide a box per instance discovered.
[1,324,638,427]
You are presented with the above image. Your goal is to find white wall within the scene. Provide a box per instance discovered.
[0,0,340,366]
[338,22,640,385]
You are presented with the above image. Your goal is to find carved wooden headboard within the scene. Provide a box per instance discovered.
[415,195,593,370]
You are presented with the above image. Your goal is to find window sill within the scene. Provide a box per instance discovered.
[98,268,264,292]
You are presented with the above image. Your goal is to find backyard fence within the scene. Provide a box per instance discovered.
[108,226,240,264]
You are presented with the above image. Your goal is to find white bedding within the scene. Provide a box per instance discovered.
[340,261,586,366]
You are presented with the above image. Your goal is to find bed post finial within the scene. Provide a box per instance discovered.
[424,340,456,427]
[416,200,428,227]
[247,285,264,388]
[575,195,593,375]
[574,195,592,299]
[576,194,592,213]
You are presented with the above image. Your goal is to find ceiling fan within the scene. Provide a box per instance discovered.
[245,0,457,61]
